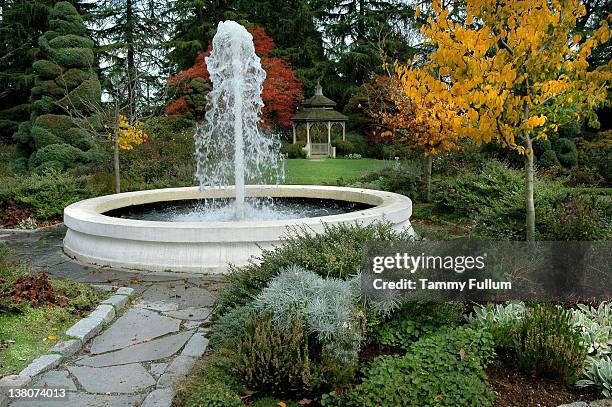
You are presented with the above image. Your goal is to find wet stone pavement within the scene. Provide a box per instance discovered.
[1,226,226,406]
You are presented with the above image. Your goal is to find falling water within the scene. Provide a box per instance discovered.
[194,21,284,219]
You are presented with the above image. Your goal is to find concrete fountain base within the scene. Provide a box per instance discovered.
[63,185,413,274]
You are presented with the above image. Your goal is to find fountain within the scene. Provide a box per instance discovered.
[63,21,414,273]
[194,21,284,219]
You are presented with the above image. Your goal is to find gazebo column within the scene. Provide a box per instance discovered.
[327,121,332,157]
[306,122,311,158]
[342,122,346,141]
[292,123,296,144]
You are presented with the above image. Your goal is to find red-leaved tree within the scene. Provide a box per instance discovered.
[165,26,302,129]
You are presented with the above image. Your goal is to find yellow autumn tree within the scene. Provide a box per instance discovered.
[109,114,148,193]
[397,0,611,240]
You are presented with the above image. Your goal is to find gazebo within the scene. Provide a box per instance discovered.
[291,83,348,158]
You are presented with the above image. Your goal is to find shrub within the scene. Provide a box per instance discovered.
[339,327,495,407]
[513,304,586,384]
[374,301,465,350]
[554,138,578,167]
[255,267,362,364]
[538,195,611,240]
[208,304,257,349]
[333,140,355,157]
[344,132,382,158]
[285,141,306,158]
[0,169,95,219]
[215,223,412,316]
[29,144,89,172]
[539,149,560,168]
[351,161,424,201]
[48,34,94,50]
[185,384,243,407]
[233,312,321,397]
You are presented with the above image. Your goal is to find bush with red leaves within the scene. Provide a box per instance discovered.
[165,26,302,129]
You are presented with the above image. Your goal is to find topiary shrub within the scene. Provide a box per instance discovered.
[29,144,88,171]
[48,34,94,50]
[32,60,63,79]
[56,68,91,89]
[554,138,578,167]
[51,47,95,68]
[13,1,100,171]
[336,327,495,407]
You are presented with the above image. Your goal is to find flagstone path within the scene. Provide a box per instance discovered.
[1,226,226,407]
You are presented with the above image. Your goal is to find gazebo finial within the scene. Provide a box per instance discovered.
[315,81,323,96]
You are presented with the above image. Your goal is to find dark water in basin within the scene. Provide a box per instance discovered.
[103,197,372,222]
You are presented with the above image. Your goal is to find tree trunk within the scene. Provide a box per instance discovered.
[425,155,433,202]
[524,133,535,241]
[113,138,121,194]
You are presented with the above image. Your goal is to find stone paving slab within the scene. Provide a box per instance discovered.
[32,370,77,391]
[163,306,212,321]
[67,364,155,394]
[89,308,180,354]
[149,363,168,379]
[181,332,208,357]
[77,330,195,367]
[156,355,196,389]
[141,283,216,309]
[142,388,175,407]
[10,393,144,407]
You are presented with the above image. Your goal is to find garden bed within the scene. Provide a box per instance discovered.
[171,224,611,407]
[489,363,599,407]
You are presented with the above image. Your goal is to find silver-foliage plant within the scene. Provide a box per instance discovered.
[576,356,612,398]
[255,266,363,364]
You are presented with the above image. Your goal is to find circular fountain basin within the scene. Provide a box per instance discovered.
[63,185,413,274]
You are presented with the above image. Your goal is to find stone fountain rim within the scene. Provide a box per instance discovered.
[64,185,412,243]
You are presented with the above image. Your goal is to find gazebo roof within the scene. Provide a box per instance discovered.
[292,108,348,122]
[292,82,348,122]
[301,83,337,107]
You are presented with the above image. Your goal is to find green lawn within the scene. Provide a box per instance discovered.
[284,158,389,185]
